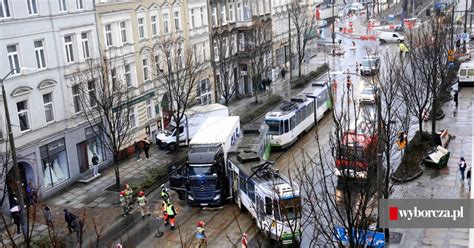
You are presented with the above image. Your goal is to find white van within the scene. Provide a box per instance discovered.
[458,61,474,86]
[378,32,405,43]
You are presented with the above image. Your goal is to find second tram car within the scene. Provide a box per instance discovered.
[265,82,331,149]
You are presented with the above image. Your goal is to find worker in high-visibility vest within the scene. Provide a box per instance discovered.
[166,200,177,230]
[161,201,169,226]
[160,184,169,201]
[195,221,207,248]
[399,42,410,55]
[137,191,150,218]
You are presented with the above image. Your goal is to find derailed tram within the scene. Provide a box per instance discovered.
[228,123,302,245]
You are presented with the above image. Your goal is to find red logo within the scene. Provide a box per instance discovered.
[389,206,398,221]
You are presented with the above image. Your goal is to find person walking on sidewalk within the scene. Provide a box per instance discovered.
[63,209,76,234]
[467,167,471,191]
[124,183,134,209]
[459,157,467,181]
[166,200,177,230]
[120,191,130,217]
[44,206,54,228]
[92,153,100,177]
[154,202,164,238]
[11,205,21,234]
[142,138,151,160]
[134,140,142,161]
[137,191,151,218]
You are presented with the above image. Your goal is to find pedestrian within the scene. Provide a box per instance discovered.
[160,184,170,201]
[467,167,471,191]
[459,157,467,181]
[161,201,169,226]
[355,62,359,72]
[25,182,33,206]
[166,199,177,230]
[124,183,134,209]
[454,90,459,108]
[72,217,84,243]
[44,206,54,228]
[92,153,100,177]
[63,209,76,234]
[281,68,286,79]
[134,140,142,161]
[119,191,130,217]
[195,221,207,248]
[142,138,151,160]
[10,205,21,234]
[154,202,164,238]
[137,191,150,218]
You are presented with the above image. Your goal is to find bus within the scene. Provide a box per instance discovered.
[265,83,331,149]
[335,120,378,180]
[228,135,301,244]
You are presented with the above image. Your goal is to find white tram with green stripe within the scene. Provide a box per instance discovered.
[265,82,331,149]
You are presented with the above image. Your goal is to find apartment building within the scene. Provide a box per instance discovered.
[208,0,273,99]
[95,0,214,142]
[0,0,101,206]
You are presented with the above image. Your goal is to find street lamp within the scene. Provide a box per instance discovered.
[1,68,31,236]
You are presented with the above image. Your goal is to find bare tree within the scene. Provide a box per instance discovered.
[151,36,204,150]
[288,0,316,77]
[212,28,239,106]
[247,20,272,104]
[292,88,380,247]
[69,56,134,189]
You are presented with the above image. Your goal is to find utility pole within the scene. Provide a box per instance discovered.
[332,0,335,45]
[1,70,28,237]
[375,85,385,236]
[288,7,292,80]
[451,5,455,50]
[464,0,469,51]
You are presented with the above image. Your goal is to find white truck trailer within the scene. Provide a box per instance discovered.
[155,103,228,149]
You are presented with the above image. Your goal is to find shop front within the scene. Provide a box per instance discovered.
[77,124,105,174]
[40,138,70,190]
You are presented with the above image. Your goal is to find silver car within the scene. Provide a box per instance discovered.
[358,86,375,104]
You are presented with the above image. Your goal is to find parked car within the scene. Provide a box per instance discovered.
[358,85,375,104]
[378,31,405,43]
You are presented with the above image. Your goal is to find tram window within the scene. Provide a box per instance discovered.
[290,116,296,130]
[247,181,255,203]
[266,120,281,135]
[284,120,289,133]
[318,90,328,108]
[239,174,247,193]
[307,103,313,116]
[265,197,273,215]
[273,200,281,220]
[301,106,307,119]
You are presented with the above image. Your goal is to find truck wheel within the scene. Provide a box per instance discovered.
[379,39,386,44]
[397,39,401,43]
[168,143,177,151]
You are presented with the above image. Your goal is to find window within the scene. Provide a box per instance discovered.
[64,35,74,63]
[59,0,67,12]
[163,13,169,34]
[247,180,255,202]
[200,7,205,26]
[229,3,234,22]
[17,100,30,131]
[87,81,96,107]
[105,24,113,47]
[34,40,47,69]
[239,173,247,193]
[76,0,83,9]
[125,64,132,87]
[129,107,137,128]
[138,17,146,39]
[237,3,241,21]
[81,32,90,59]
[202,43,206,62]
[111,68,118,91]
[7,44,20,75]
[177,42,183,68]
[41,139,70,189]
[220,5,226,24]
[146,99,154,120]
[190,9,195,29]
[43,93,54,123]
[119,21,128,44]
[27,0,38,15]
[1,0,11,18]
[142,58,150,81]
[211,7,216,26]
[174,11,180,31]
[151,15,158,36]
[72,85,81,113]
[197,79,212,105]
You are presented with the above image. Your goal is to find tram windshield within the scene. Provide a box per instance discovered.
[277,196,302,221]
[266,120,281,135]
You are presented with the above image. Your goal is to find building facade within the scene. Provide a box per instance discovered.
[0,0,101,207]
[208,0,273,100]
[95,0,214,143]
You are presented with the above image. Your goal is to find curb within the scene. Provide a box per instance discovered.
[391,164,424,183]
